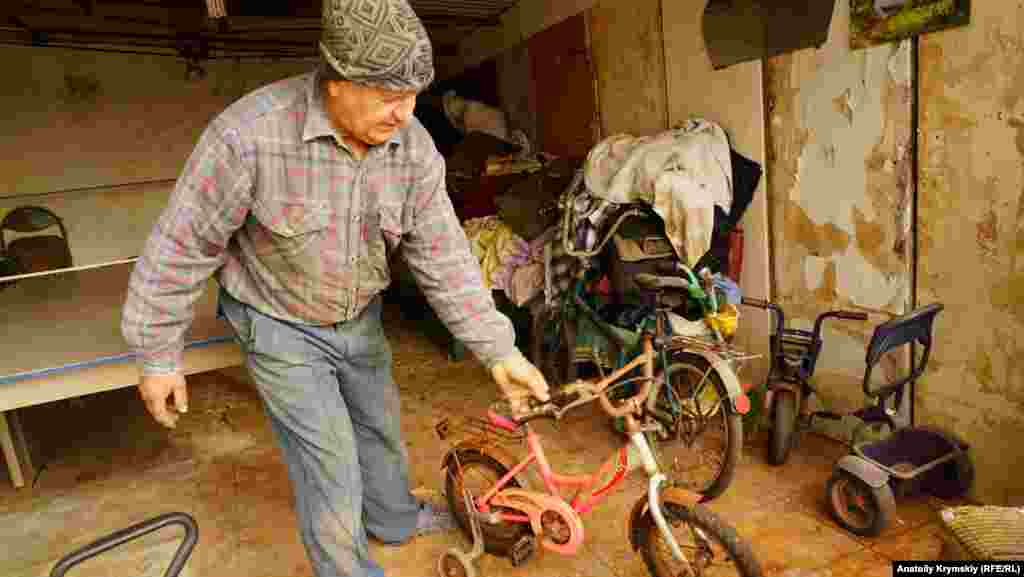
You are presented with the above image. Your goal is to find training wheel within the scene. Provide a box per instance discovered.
[437,549,478,577]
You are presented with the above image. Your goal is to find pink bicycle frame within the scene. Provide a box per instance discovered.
[462,337,658,555]
[467,424,632,555]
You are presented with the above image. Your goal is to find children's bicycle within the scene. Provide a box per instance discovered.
[739,298,868,465]
[537,260,759,502]
[741,299,971,536]
[435,274,764,577]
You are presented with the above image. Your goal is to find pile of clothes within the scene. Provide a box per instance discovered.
[457,119,762,332]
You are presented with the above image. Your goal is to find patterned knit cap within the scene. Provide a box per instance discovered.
[320,0,435,92]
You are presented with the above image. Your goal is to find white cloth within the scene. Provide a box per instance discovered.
[583,119,734,266]
[442,90,510,142]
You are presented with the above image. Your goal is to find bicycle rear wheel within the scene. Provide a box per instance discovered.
[639,502,763,577]
[444,449,530,555]
[653,352,742,501]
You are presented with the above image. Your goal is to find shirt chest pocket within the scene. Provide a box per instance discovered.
[248,198,331,264]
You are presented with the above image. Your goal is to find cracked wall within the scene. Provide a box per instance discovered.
[767,0,1022,505]
[917,1,1024,506]
[589,0,668,138]
[766,0,913,417]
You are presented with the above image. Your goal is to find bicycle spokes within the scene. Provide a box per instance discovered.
[651,509,746,577]
[653,358,736,497]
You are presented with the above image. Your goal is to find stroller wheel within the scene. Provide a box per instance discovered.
[825,471,894,537]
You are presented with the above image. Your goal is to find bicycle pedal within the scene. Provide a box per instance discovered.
[509,534,536,567]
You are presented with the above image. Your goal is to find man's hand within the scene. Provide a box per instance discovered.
[490,352,550,416]
[138,373,189,429]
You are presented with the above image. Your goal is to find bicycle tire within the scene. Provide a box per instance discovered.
[638,502,763,577]
[654,352,742,501]
[767,389,797,466]
[443,449,530,555]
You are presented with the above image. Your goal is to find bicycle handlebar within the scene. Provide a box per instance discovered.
[597,374,652,419]
[740,299,868,340]
[517,372,652,424]
[812,309,869,337]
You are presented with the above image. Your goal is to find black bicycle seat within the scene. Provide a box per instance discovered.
[634,273,690,291]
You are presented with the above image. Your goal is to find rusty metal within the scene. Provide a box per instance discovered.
[668,334,759,361]
[435,415,524,445]
[626,482,701,552]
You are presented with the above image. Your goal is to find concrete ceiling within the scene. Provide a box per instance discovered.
[0,0,519,62]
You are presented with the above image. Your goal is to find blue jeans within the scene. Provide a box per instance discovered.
[218,288,418,577]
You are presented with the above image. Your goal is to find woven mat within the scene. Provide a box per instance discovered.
[938,506,1024,560]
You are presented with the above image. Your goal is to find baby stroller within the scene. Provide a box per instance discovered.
[823,303,973,537]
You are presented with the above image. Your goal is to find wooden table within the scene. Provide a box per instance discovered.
[0,262,242,489]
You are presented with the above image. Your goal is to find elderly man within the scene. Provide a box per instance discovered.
[121,1,550,575]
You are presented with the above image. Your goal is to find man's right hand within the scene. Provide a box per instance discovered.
[138,373,189,428]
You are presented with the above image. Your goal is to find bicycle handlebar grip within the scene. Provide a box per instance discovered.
[836,311,869,321]
[741,297,770,309]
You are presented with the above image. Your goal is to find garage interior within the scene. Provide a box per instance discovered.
[1,0,1022,575]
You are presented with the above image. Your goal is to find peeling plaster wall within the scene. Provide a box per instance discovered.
[918,1,1024,506]
[562,0,1021,504]
[765,0,913,420]
[0,46,311,266]
[589,0,668,138]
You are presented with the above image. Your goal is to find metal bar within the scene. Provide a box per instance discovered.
[909,35,920,430]
[49,512,199,577]
[7,26,315,46]
[0,40,178,56]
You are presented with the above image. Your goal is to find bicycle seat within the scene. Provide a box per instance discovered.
[633,273,689,291]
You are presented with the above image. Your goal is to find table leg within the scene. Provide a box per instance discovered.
[9,410,34,483]
[1,410,27,488]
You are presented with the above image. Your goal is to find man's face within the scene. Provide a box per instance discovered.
[324,79,418,148]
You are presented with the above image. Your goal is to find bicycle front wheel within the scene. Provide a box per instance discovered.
[639,502,763,577]
[653,352,742,501]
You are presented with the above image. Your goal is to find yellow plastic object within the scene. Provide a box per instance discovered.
[705,304,739,338]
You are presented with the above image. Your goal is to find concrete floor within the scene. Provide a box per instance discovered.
[1,302,964,577]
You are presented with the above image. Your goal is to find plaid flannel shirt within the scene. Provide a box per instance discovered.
[122,70,517,375]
